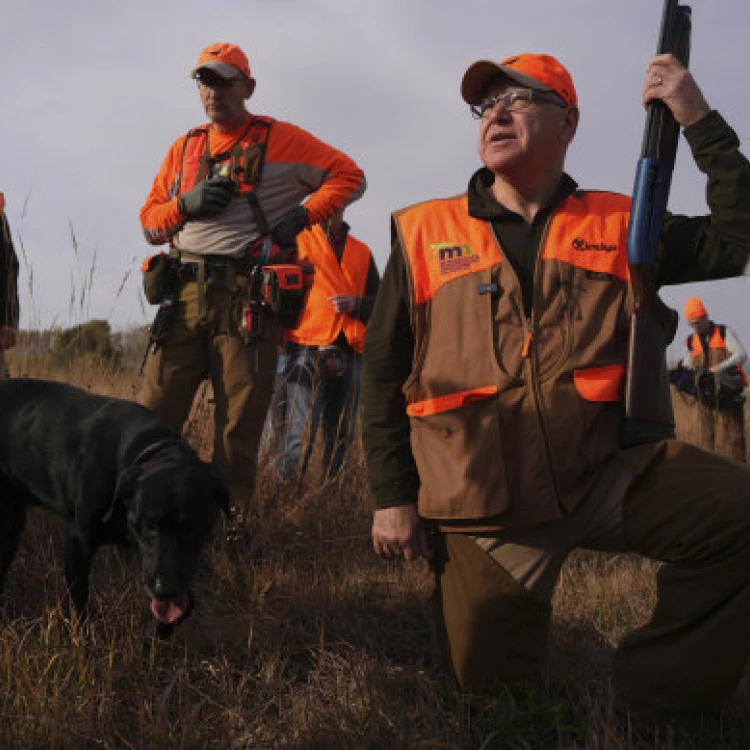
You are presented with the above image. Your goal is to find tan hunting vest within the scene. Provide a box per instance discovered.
[394,190,633,527]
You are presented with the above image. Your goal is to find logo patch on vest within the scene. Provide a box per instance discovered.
[430,243,478,275]
[571,237,617,253]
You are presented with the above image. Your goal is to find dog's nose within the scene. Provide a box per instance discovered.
[153,576,168,597]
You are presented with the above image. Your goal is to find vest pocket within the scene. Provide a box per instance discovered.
[406,386,500,417]
[561,365,625,483]
[572,364,625,402]
[408,387,509,519]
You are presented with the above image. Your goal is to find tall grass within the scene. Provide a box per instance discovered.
[1,366,750,749]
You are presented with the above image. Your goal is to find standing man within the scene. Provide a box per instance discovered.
[139,43,366,521]
[0,193,19,380]
[363,51,750,713]
[680,296,747,394]
[274,209,380,482]
[678,295,747,459]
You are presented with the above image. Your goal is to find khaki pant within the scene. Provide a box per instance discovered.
[0,350,7,379]
[433,440,750,712]
[137,273,279,508]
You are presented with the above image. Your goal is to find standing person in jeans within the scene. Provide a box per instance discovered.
[0,193,19,380]
[275,209,379,482]
[138,43,365,524]
[362,51,750,713]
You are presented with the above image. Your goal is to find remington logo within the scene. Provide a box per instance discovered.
[429,242,479,275]
[572,237,617,253]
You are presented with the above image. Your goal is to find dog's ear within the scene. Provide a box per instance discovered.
[203,461,231,516]
[105,466,140,523]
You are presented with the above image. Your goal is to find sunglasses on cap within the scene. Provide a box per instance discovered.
[194,69,245,88]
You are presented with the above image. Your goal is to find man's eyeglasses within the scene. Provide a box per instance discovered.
[195,71,244,89]
[470,89,567,119]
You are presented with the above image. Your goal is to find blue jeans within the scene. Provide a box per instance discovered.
[274,343,361,481]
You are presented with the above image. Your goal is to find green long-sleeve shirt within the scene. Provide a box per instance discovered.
[362,110,750,510]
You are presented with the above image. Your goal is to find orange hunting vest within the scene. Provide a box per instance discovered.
[285,225,371,353]
[394,190,634,526]
[176,116,274,201]
[686,326,748,384]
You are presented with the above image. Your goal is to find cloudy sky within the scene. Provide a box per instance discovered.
[2,0,749,359]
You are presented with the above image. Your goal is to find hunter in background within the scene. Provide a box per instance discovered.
[671,296,747,460]
[0,193,20,380]
[272,208,380,485]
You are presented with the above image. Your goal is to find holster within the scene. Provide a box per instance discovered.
[141,252,178,305]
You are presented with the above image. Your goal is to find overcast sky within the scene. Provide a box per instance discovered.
[2,0,749,359]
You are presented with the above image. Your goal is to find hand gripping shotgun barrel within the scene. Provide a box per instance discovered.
[621,0,691,447]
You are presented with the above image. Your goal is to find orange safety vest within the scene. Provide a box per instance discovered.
[176,116,274,206]
[395,190,633,526]
[285,225,371,353]
[686,326,748,385]
[174,115,292,264]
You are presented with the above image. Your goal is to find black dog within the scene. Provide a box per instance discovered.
[0,378,229,636]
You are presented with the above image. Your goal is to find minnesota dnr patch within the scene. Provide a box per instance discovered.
[430,243,480,275]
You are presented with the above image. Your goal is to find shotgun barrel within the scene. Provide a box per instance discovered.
[621,0,692,447]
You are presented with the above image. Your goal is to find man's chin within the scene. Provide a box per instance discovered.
[481,150,521,174]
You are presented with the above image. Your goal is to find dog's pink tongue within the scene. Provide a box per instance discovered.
[151,593,189,624]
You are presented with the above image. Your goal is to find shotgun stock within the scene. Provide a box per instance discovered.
[621,0,691,447]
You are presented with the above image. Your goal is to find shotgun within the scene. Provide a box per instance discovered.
[621,0,692,447]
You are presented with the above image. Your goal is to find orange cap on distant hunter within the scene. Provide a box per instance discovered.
[684,296,708,321]
[461,53,577,108]
[191,42,252,81]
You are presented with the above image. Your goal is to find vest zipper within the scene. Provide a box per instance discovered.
[526,219,565,513]
[521,330,533,359]
[523,315,565,512]
[490,220,565,514]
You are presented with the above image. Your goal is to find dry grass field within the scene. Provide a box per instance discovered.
[2,357,750,749]
[671,387,750,464]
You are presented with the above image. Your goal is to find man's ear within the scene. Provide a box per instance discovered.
[105,466,140,523]
[562,106,579,145]
[244,77,257,100]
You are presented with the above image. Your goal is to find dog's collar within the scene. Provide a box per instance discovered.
[132,438,181,467]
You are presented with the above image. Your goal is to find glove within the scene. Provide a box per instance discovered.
[178,178,235,219]
[271,206,311,247]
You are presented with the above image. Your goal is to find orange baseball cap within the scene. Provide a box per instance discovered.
[684,296,708,321]
[461,53,577,108]
[191,42,252,81]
